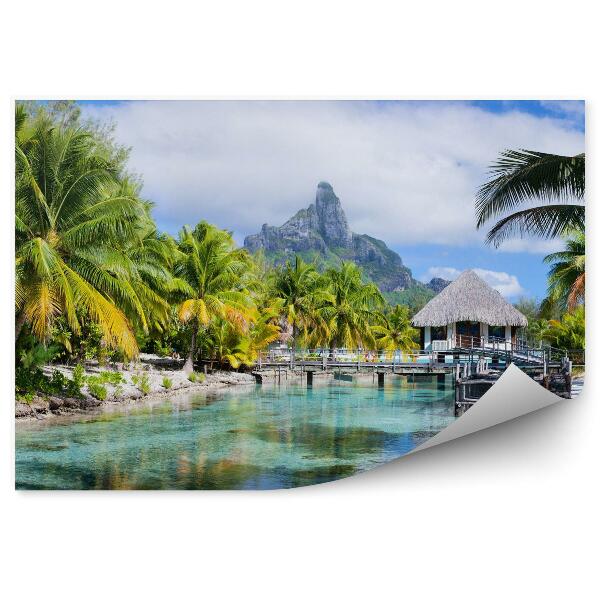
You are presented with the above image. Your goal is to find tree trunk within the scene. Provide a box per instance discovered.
[15,311,27,341]
[183,329,196,373]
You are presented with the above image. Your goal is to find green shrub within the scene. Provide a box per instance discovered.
[19,343,60,371]
[162,376,173,389]
[188,372,205,383]
[64,379,83,399]
[131,374,140,386]
[14,359,82,400]
[16,391,35,404]
[113,384,124,398]
[88,381,108,401]
[72,363,85,388]
[99,370,125,385]
[155,341,172,358]
[16,367,51,395]
[138,372,151,395]
[50,369,67,392]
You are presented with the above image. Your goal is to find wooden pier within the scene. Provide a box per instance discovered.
[251,338,579,410]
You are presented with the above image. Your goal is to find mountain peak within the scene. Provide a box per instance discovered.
[314,182,351,247]
[243,182,415,292]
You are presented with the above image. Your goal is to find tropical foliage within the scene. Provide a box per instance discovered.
[371,304,419,354]
[270,256,320,354]
[481,147,586,351]
[476,150,585,246]
[175,222,254,370]
[544,230,585,311]
[317,262,384,353]
[15,104,173,358]
[543,307,585,350]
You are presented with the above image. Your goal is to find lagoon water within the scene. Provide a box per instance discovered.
[15,376,456,490]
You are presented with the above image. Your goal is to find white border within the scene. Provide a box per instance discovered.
[1,2,597,598]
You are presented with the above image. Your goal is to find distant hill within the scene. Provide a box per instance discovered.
[244,181,418,292]
[425,277,451,294]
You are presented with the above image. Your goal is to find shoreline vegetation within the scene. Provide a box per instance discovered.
[15,102,585,423]
[15,356,257,421]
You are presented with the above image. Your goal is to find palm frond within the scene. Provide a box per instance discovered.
[485,204,585,246]
[476,150,585,228]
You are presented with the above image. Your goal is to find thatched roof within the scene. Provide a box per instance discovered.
[412,270,528,327]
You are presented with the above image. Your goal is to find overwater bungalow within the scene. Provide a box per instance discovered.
[412,270,528,352]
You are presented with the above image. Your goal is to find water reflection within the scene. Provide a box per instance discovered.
[16,376,455,490]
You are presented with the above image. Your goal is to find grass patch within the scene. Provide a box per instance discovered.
[138,372,151,395]
[188,372,205,383]
[86,370,125,386]
[87,381,108,401]
[16,392,36,404]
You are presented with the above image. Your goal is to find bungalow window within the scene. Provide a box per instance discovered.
[456,321,480,338]
[431,326,447,341]
[488,325,505,339]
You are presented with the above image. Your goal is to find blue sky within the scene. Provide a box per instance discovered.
[78,99,585,300]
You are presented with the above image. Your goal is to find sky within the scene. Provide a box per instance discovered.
[79,99,585,300]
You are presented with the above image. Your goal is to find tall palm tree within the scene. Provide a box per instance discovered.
[15,106,151,358]
[544,230,585,312]
[371,304,419,355]
[175,222,254,372]
[476,150,585,246]
[318,262,384,354]
[271,256,320,360]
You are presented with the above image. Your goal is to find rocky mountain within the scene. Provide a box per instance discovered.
[426,277,451,294]
[244,182,416,292]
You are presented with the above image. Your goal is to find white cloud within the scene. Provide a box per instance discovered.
[81,101,584,247]
[420,267,525,298]
[540,100,585,119]
[420,267,462,281]
[495,238,565,254]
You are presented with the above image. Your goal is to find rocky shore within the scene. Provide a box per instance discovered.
[15,354,255,420]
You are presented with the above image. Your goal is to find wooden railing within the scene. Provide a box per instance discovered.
[256,348,431,368]
[255,340,584,370]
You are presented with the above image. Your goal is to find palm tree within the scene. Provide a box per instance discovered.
[271,256,320,361]
[476,150,585,246]
[318,262,384,355]
[524,318,551,347]
[15,106,151,358]
[175,222,254,372]
[203,306,281,369]
[111,215,193,334]
[544,230,585,312]
[371,305,419,356]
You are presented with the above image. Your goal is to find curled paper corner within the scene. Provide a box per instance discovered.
[410,364,566,454]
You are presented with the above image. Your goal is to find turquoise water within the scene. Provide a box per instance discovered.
[15,376,456,490]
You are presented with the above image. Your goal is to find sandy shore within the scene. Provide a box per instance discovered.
[15,355,256,421]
